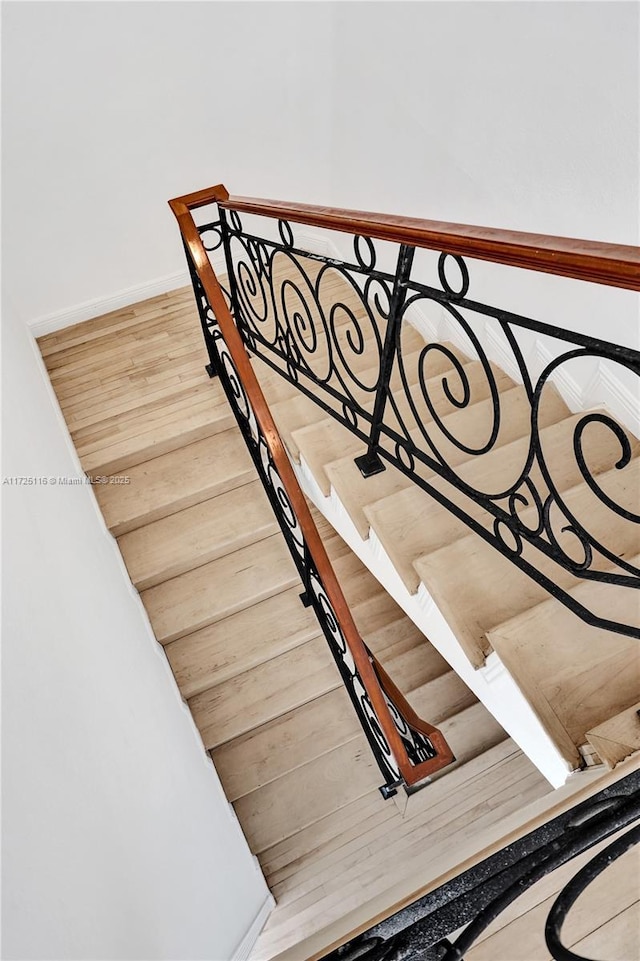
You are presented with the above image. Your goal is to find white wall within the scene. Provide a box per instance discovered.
[2,1,333,323]
[2,4,638,956]
[325,1,639,411]
[329,2,638,243]
[1,301,272,960]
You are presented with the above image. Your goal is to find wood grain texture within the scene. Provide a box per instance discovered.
[218,193,640,290]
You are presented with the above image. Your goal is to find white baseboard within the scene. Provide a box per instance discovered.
[27,269,191,337]
[231,893,276,961]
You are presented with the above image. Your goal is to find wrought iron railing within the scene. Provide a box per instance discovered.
[179,186,639,641]
[170,187,455,795]
[321,768,640,961]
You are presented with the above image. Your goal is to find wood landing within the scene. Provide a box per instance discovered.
[37,288,572,959]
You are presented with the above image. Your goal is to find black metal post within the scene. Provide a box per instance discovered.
[354,243,415,478]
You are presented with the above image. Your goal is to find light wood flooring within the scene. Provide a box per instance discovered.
[37,284,636,961]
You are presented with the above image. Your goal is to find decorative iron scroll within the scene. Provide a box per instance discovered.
[321,770,640,961]
[209,211,640,640]
[186,244,447,793]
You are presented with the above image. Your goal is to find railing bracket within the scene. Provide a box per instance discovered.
[379,779,404,800]
[354,452,386,478]
[299,590,312,608]
[205,362,217,379]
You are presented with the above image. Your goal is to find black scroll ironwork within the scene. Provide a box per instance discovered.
[320,769,640,961]
[203,210,640,640]
[183,239,452,795]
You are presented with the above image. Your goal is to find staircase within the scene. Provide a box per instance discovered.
[36,187,639,960]
[38,286,565,958]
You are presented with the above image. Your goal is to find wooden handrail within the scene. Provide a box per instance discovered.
[173,183,640,291]
[169,190,454,787]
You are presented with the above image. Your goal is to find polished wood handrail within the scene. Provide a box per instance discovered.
[169,189,453,787]
[173,183,640,291]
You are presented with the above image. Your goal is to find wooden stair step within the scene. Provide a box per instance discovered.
[252,743,549,959]
[366,481,483,594]
[360,386,571,589]
[409,671,479,727]
[414,533,584,669]
[266,748,542,921]
[332,551,384,610]
[164,586,321,699]
[395,706,511,821]
[94,429,254,535]
[449,410,639,504]
[385,360,515,439]
[365,610,434,661]
[63,364,211,438]
[348,591,411,648]
[326,454,414,539]
[142,533,300,644]
[485,566,640,763]
[44,320,195,379]
[414,457,640,667]
[211,687,361,801]
[323,381,567,541]
[586,702,640,769]
[64,353,208,430]
[51,350,205,415]
[37,288,192,355]
[118,480,277,589]
[258,737,517,891]
[39,293,195,363]
[381,640,450,694]
[189,633,341,750]
[233,735,382,855]
[269,393,328,462]
[78,383,236,474]
[258,790,393,884]
[269,342,472,466]
[292,361,520,497]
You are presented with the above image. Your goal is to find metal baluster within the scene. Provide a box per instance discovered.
[218,207,251,348]
[354,243,416,478]
[183,240,219,378]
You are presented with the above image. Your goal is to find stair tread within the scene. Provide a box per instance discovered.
[118,480,277,589]
[211,687,361,801]
[362,385,573,591]
[37,288,193,355]
[292,362,523,498]
[94,429,254,535]
[233,735,382,855]
[142,533,300,644]
[381,641,450,693]
[189,634,341,750]
[413,454,640,666]
[365,611,433,661]
[252,743,549,959]
[326,454,414,539]
[486,565,640,760]
[164,586,321,699]
[266,747,539,921]
[64,349,207,429]
[408,671,479,727]
[271,342,476,468]
[586,702,640,768]
[257,736,520,886]
[79,388,235,474]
